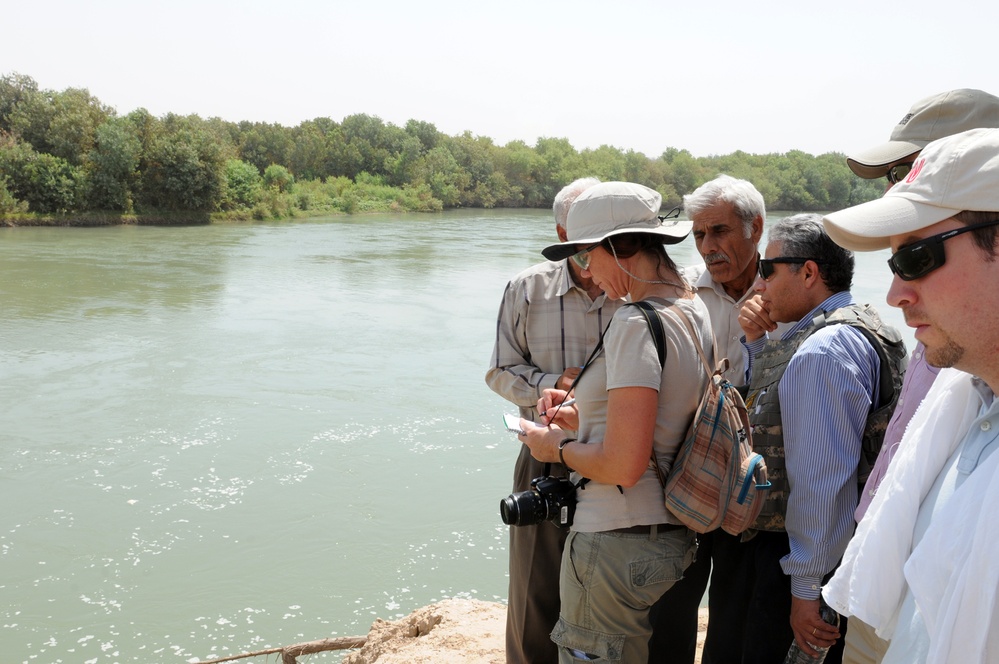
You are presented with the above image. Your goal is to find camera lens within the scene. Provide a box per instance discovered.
[499,496,519,525]
[500,490,543,526]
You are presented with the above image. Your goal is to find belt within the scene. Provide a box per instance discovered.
[610,523,687,535]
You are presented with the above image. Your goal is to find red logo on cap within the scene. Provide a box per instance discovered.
[905,158,926,184]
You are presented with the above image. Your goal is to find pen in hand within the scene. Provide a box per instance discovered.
[543,398,575,417]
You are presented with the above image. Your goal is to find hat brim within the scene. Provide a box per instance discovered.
[847,140,928,179]
[542,220,692,261]
[823,195,957,252]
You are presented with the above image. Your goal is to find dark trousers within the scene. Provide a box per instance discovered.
[648,529,711,664]
[716,530,847,664]
[506,445,568,664]
[700,530,757,663]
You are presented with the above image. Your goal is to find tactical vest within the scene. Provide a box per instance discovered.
[745,304,908,532]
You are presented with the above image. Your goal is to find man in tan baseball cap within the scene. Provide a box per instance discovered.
[847,88,999,185]
[822,127,999,664]
[837,90,999,664]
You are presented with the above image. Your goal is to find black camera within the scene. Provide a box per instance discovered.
[500,475,576,528]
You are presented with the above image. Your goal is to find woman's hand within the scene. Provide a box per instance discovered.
[518,419,565,464]
[537,389,578,429]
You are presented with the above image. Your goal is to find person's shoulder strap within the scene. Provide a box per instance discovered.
[625,301,667,368]
[664,301,718,377]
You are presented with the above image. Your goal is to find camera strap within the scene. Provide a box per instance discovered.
[553,300,668,494]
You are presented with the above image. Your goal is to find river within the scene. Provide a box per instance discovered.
[0,210,911,663]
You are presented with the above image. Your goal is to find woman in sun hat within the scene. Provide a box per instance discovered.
[516,181,712,662]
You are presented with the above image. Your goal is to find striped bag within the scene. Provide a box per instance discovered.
[651,305,771,536]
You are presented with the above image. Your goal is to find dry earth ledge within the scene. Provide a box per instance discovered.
[342,598,707,663]
[342,599,506,664]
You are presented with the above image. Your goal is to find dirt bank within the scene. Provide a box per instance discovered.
[342,598,707,663]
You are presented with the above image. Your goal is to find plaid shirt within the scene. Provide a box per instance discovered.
[486,260,620,421]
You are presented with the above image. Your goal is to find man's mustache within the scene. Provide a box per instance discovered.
[704,253,730,264]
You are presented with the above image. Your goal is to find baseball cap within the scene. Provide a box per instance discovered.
[847,89,999,179]
[824,128,999,251]
[542,182,691,261]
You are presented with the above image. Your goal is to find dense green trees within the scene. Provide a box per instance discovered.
[86,117,141,210]
[0,72,884,223]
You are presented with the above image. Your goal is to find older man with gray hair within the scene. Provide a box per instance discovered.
[649,174,767,664]
[486,177,619,664]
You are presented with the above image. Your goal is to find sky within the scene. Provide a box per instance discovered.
[4,0,998,159]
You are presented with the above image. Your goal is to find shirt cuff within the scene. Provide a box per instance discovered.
[791,575,823,601]
[743,335,767,356]
[539,373,560,394]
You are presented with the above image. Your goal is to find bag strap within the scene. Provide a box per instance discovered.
[664,302,726,378]
[648,301,724,489]
[564,298,667,399]
[561,301,667,493]
[625,301,667,368]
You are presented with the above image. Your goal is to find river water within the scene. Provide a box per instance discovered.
[0,210,911,663]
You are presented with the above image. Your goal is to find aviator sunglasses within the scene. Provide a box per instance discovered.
[570,243,601,270]
[886,161,915,185]
[757,257,824,280]
[887,219,999,281]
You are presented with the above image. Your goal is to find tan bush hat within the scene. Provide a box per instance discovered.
[542,181,691,261]
[847,89,999,179]
[825,128,999,251]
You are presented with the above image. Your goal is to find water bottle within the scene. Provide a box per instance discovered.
[783,601,840,663]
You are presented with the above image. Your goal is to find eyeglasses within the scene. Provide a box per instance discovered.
[886,162,915,185]
[570,243,601,270]
[887,219,999,281]
[757,257,824,280]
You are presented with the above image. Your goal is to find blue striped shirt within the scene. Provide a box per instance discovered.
[746,291,881,599]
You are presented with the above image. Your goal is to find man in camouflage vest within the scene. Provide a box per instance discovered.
[729,214,906,664]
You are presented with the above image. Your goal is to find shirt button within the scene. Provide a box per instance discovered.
[982,421,992,432]
[897,397,904,406]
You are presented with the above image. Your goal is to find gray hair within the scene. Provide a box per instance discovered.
[767,213,854,293]
[683,174,766,239]
[553,177,601,229]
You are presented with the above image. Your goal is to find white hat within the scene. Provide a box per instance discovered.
[542,181,690,260]
[847,89,999,179]
[824,127,999,251]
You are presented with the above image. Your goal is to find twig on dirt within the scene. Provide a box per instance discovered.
[194,635,367,664]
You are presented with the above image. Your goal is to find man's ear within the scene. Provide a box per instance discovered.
[750,215,764,244]
[801,259,822,287]
[556,226,568,243]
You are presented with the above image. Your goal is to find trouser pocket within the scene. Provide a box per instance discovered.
[550,618,625,661]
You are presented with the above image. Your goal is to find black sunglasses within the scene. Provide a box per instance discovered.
[757,257,824,280]
[886,162,915,185]
[887,219,999,281]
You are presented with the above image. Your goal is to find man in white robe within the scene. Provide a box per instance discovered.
[821,128,999,664]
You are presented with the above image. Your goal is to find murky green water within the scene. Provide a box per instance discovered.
[0,211,909,663]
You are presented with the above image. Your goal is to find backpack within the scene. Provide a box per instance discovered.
[631,300,771,536]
